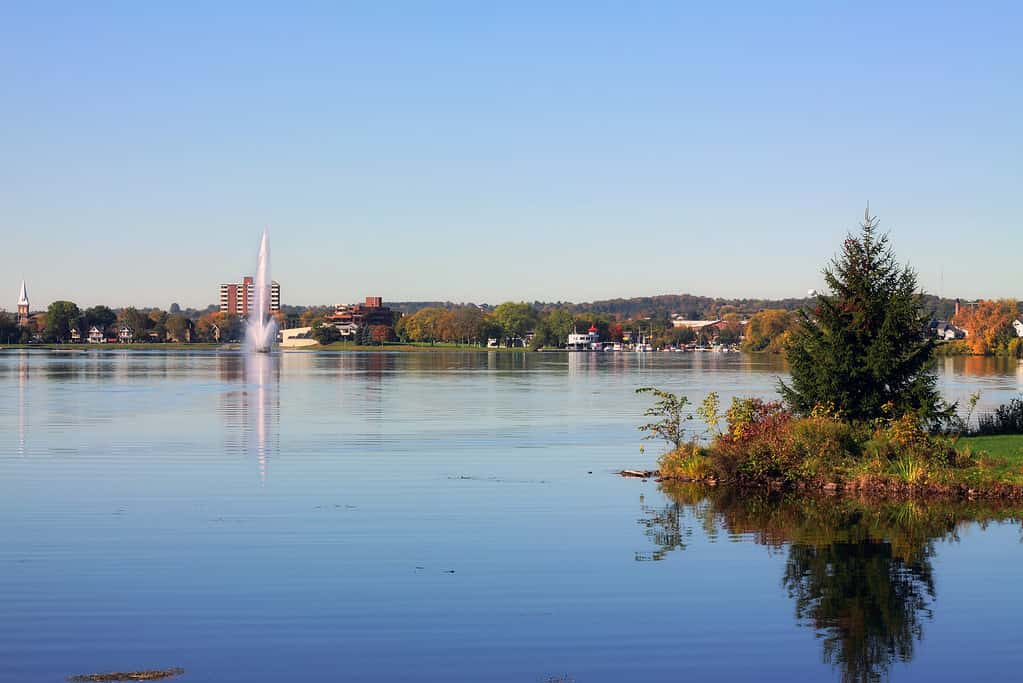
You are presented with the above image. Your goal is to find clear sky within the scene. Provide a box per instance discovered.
[1,2,1020,310]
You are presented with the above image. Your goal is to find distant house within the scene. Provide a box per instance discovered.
[167,324,192,344]
[331,321,360,338]
[118,325,134,344]
[1014,320,1023,338]
[70,328,82,343]
[933,321,966,340]
[88,326,105,343]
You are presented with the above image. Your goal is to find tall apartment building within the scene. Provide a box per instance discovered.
[219,277,281,316]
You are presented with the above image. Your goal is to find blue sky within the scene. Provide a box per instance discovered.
[1,2,1020,309]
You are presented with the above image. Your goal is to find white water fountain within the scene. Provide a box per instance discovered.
[246,228,278,353]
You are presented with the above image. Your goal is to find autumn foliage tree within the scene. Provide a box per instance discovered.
[370,325,393,344]
[953,299,1019,355]
[195,312,243,343]
[742,309,796,353]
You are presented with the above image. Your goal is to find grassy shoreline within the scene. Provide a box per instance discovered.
[0,342,527,352]
[297,342,526,352]
[0,343,225,351]
[640,433,1023,500]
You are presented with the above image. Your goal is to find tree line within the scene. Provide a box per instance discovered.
[0,300,283,344]
[737,299,1023,357]
[347,302,745,349]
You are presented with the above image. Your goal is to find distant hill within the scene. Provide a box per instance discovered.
[534,294,813,319]
[385,301,491,315]
[278,293,964,322]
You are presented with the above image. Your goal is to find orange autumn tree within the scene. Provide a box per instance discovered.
[954,299,1018,354]
[370,324,393,344]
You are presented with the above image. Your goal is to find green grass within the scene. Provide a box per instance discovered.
[956,434,1023,483]
[1,341,529,353]
[958,434,1023,460]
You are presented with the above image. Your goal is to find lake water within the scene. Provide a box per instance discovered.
[2,350,1022,682]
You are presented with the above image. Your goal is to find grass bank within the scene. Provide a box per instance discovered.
[0,342,528,353]
[955,435,1023,484]
[293,341,526,352]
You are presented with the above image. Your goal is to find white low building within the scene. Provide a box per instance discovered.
[671,317,722,331]
[567,325,601,351]
[280,326,318,348]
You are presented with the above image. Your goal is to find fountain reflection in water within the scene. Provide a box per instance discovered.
[246,228,277,353]
[218,353,279,485]
[248,352,279,485]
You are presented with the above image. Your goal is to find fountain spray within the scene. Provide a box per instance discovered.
[246,228,278,353]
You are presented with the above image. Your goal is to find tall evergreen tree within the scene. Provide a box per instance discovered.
[780,209,949,422]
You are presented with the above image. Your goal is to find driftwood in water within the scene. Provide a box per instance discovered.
[619,469,659,478]
[67,669,185,682]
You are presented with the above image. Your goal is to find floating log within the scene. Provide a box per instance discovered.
[619,469,659,478]
[67,669,185,682]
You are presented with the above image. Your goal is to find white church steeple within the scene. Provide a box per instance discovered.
[17,280,29,325]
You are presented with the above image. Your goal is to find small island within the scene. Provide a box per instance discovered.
[629,209,1023,499]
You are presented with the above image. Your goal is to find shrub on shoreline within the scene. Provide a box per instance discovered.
[639,390,1011,492]
[975,397,1023,436]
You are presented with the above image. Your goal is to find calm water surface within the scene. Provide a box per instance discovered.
[2,350,1022,682]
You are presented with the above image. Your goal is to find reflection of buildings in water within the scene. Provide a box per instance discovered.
[218,352,280,485]
[938,355,1023,422]
[217,352,247,383]
[362,351,391,383]
[17,352,28,456]
[361,353,389,420]
[485,350,530,374]
[633,486,1014,682]
[307,351,397,420]
[566,350,600,378]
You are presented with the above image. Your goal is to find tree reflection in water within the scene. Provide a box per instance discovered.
[638,484,1023,683]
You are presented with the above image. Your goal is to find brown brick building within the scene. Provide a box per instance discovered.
[219,277,281,316]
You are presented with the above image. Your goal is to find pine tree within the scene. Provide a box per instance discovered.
[780,208,950,423]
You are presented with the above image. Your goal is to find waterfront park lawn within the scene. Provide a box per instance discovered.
[956,435,1023,483]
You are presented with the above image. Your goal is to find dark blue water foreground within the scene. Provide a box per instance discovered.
[2,350,1022,682]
